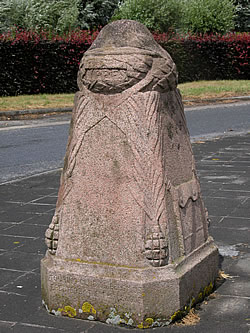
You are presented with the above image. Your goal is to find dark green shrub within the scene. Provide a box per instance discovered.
[78,0,120,29]
[234,0,250,32]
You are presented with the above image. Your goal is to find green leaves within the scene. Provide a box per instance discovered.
[0,0,240,35]
[111,0,183,33]
[180,0,236,34]
[0,0,121,33]
[0,0,80,34]
[111,0,237,34]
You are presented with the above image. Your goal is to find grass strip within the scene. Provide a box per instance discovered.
[179,80,250,100]
[0,80,249,111]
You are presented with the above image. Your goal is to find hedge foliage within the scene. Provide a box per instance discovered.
[0,29,99,96]
[0,28,249,96]
[155,32,250,82]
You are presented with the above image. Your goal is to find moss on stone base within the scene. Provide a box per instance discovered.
[42,280,215,329]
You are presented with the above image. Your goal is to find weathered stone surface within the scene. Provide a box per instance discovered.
[41,20,218,328]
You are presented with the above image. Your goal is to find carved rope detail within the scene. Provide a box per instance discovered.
[145,225,168,267]
[45,214,59,255]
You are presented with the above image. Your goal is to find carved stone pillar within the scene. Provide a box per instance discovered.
[41,20,218,328]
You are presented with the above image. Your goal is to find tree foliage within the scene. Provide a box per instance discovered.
[111,0,182,32]
[0,0,121,33]
[180,0,235,34]
[0,0,240,35]
[0,0,80,34]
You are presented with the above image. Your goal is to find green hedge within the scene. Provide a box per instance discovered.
[0,29,249,96]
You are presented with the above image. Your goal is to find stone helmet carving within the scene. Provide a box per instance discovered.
[77,20,177,95]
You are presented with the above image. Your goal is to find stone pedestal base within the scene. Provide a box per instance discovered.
[41,237,218,328]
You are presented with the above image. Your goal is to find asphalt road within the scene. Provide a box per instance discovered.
[0,116,70,184]
[0,102,249,184]
[185,102,250,140]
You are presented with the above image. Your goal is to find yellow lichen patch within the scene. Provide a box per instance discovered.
[58,306,76,318]
[82,302,96,314]
[137,317,154,329]
[145,318,154,326]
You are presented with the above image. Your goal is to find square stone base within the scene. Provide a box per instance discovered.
[41,237,218,328]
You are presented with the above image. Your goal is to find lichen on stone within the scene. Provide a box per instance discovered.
[81,302,96,314]
[88,315,95,321]
[58,305,77,318]
[105,307,134,326]
[137,317,167,329]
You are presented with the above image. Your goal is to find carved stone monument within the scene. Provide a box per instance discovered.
[41,20,218,328]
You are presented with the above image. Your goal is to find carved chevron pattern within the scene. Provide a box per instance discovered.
[46,90,169,264]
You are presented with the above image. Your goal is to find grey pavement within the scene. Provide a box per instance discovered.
[0,133,249,332]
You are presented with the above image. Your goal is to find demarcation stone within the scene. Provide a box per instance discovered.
[41,19,218,328]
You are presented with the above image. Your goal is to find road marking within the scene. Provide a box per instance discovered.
[220,294,250,300]
[0,168,62,186]
[0,290,26,297]
[0,120,70,131]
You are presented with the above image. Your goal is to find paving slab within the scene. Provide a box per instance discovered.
[0,133,249,333]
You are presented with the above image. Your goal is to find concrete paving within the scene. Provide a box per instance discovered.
[0,133,249,332]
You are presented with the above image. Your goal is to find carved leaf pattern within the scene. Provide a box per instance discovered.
[127,93,166,221]
[118,92,168,265]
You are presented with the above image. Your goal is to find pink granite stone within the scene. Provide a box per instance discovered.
[41,20,218,328]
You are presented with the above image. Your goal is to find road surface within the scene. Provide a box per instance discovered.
[0,102,249,184]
